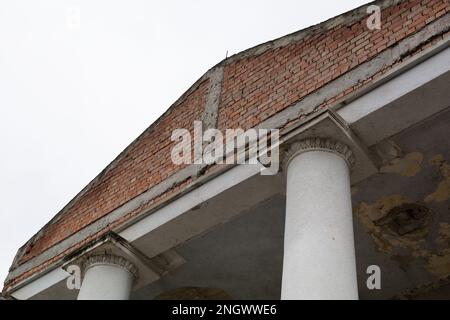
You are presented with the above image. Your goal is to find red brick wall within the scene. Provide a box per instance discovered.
[218,0,449,131]
[6,0,450,290]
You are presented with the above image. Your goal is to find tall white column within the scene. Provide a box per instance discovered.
[77,254,138,300]
[281,138,358,300]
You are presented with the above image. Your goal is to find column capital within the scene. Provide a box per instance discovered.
[83,254,139,280]
[282,137,356,171]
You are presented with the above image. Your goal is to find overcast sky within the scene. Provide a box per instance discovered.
[0,0,371,285]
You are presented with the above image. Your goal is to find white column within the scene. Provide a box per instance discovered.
[77,254,138,300]
[281,138,358,300]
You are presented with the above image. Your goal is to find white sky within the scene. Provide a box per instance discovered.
[0,0,370,286]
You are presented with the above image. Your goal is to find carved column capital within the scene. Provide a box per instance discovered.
[282,137,355,171]
[83,254,139,280]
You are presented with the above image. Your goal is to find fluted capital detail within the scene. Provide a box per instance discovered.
[283,137,355,171]
[83,254,139,280]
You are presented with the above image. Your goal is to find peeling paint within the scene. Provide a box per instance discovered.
[429,154,445,166]
[437,223,450,246]
[426,249,450,278]
[425,155,450,203]
[425,180,450,202]
[374,139,403,164]
[380,152,423,177]
[355,146,450,284]
[424,221,450,279]
[375,203,431,237]
[355,186,450,279]
[393,276,450,299]
[354,195,430,255]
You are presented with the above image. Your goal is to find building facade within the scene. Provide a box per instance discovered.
[3,0,450,300]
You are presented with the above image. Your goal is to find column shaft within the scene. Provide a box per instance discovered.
[282,144,358,299]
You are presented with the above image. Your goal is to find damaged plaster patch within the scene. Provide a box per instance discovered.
[393,276,450,299]
[427,224,450,278]
[437,223,450,246]
[354,195,430,255]
[380,152,423,177]
[425,154,450,203]
[429,154,445,166]
[426,250,450,278]
[375,203,431,237]
[356,154,450,281]
[374,139,403,164]
[424,208,450,278]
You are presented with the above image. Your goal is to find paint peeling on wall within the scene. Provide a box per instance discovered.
[354,195,430,255]
[426,250,450,278]
[425,154,450,203]
[380,152,423,177]
[355,194,450,279]
[355,153,450,280]
[425,223,450,278]
[374,140,402,164]
[393,276,450,299]
[437,222,450,246]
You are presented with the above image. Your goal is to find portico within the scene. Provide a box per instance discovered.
[4,1,450,300]
[73,134,364,301]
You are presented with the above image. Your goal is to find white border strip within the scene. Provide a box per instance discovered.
[11,268,69,300]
